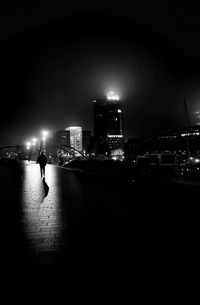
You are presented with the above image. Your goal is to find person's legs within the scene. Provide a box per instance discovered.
[40,165,42,177]
[43,166,45,177]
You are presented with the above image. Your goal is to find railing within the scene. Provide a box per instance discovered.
[53,145,88,160]
[0,144,88,162]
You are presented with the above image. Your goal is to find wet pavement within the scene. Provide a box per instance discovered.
[1,160,129,292]
[1,160,198,298]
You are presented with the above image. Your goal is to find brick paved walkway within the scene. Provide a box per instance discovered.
[0,160,198,298]
[1,160,129,288]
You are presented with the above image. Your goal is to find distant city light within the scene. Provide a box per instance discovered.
[181,132,200,137]
[117,109,122,113]
[107,134,123,138]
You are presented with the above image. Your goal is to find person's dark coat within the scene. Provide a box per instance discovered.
[37,152,47,167]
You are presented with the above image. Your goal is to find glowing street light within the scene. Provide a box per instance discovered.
[42,130,48,138]
[28,137,38,161]
[41,131,48,143]
[26,141,31,150]
[32,138,37,145]
[40,130,49,154]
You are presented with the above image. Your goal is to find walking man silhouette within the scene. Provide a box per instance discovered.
[37,151,47,178]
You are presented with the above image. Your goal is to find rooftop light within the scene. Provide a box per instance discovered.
[107,90,119,101]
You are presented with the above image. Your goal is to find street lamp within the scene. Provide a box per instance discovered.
[28,138,37,162]
[42,130,48,137]
[40,130,49,154]
[26,141,31,150]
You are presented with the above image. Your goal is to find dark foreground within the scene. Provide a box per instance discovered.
[0,160,198,299]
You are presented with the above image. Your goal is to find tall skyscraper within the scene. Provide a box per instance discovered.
[93,91,124,157]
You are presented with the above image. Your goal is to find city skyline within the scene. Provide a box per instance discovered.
[2,3,200,145]
[0,3,200,287]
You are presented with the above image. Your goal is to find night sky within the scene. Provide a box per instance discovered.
[1,1,200,146]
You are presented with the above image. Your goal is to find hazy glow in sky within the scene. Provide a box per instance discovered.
[1,7,200,145]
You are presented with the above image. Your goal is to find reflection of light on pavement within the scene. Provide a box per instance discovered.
[22,163,63,260]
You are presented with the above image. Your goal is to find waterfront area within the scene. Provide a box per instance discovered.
[1,3,200,300]
[1,160,129,288]
[0,159,198,296]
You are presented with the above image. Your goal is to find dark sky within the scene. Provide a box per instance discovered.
[1,1,200,145]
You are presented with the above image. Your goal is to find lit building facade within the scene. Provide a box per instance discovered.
[65,126,82,156]
[93,91,124,157]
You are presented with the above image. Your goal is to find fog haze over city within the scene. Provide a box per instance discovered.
[1,3,200,295]
[1,1,200,145]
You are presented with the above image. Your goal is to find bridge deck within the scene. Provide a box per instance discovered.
[0,161,129,290]
[0,160,198,297]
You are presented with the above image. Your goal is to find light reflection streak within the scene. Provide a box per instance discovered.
[21,163,63,257]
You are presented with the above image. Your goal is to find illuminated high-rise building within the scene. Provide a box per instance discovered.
[93,91,124,157]
[65,126,82,156]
